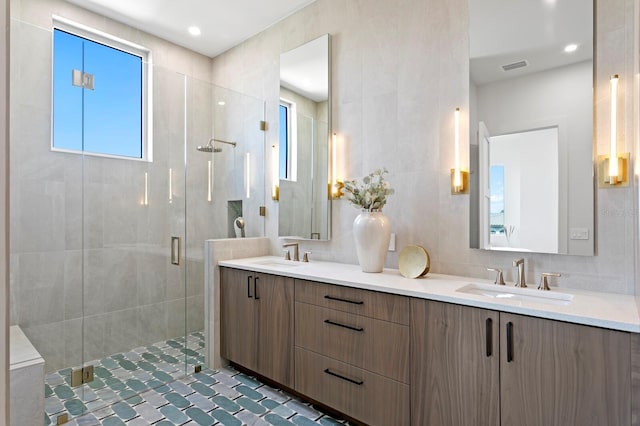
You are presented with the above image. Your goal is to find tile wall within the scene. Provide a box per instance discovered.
[211,0,639,296]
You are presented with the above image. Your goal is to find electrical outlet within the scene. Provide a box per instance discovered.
[570,228,589,240]
[388,233,396,251]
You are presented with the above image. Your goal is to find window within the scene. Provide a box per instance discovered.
[489,165,505,235]
[279,98,297,181]
[52,17,152,160]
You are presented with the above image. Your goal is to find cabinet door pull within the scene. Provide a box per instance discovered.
[324,319,364,332]
[247,276,253,298]
[485,318,493,357]
[506,321,514,362]
[324,295,364,305]
[254,276,260,300]
[323,368,363,385]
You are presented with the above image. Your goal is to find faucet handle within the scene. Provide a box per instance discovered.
[283,250,291,261]
[303,251,311,262]
[538,272,561,291]
[487,268,505,285]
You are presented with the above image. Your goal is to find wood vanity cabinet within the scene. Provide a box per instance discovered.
[220,267,295,387]
[411,299,631,426]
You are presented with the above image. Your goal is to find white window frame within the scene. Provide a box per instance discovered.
[51,15,153,162]
[279,97,297,181]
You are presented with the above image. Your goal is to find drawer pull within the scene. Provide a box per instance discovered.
[485,318,493,357]
[324,319,364,332]
[247,276,253,298]
[254,276,260,300]
[506,321,514,363]
[323,368,363,385]
[324,295,364,305]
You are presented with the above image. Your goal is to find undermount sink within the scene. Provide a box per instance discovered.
[251,259,301,268]
[456,282,573,306]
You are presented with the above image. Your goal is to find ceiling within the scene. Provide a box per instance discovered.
[64,0,317,58]
[470,0,592,85]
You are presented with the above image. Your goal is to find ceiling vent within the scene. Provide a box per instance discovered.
[501,60,529,72]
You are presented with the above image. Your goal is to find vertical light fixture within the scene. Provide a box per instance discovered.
[207,160,212,202]
[271,144,279,200]
[599,74,629,187]
[143,172,149,205]
[451,107,468,194]
[330,132,343,198]
[245,152,251,199]
[169,168,173,204]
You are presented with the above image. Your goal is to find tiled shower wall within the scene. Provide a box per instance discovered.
[212,0,639,296]
[10,0,265,372]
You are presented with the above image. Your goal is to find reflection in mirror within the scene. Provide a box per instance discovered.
[469,0,594,255]
[278,34,331,240]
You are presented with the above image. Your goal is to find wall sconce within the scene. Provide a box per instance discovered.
[271,144,279,201]
[245,152,251,199]
[598,74,629,187]
[142,171,149,206]
[330,133,344,199]
[207,161,213,202]
[451,108,469,194]
[169,168,173,204]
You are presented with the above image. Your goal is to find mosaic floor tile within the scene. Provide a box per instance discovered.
[48,332,351,426]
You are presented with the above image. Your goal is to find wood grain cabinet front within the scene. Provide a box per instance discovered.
[220,267,295,387]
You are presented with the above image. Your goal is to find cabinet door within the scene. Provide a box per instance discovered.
[255,273,295,387]
[220,267,257,371]
[500,313,630,426]
[411,299,500,426]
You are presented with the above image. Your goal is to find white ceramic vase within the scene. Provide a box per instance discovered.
[353,210,391,273]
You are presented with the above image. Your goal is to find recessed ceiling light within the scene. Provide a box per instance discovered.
[188,26,201,36]
[564,44,578,53]
[218,101,226,106]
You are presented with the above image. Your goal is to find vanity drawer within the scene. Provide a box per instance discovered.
[295,347,409,426]
[294,279,409,325]
[295,302,409,383]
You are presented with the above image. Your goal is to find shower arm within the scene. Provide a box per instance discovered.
[208,138,237,147]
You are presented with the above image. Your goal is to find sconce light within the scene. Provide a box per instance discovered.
[271,144,279,201]
[245,152,251,199]
[451,108,469,194]
[330,132,344,199]
[142,171,149,206]
[207,161,213,202]
[598,74,629,187]
[169,168,173,204]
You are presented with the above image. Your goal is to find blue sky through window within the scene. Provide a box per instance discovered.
[53,29,143,158]
[279,104,288,179]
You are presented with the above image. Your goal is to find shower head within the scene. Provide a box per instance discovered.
[196,138,237,153]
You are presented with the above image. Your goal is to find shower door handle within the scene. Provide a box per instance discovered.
[171,237,181,265]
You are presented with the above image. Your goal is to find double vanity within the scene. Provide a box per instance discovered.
[218,256,640,426]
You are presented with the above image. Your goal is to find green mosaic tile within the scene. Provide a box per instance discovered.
[45,384,53,398]
[319,417,344,426]
[137,361,156,371]
[160,354,179,364]
[193,372,216,385]
[211,408,242,426]
[104,378,126,391]
[236,374,262,388]
[292,415,320,426]
[63,398,86,416]
[185,407,215,426]
[119,389,143,405]
[87,377,106,390]
[261,399,281,410]
[152,371,173,382]
[236,384,263,401]
[146,345,162,353]
[159,404,190,424]
[181,348,199,357]
[58,368,72,376]
[146,380,169,393]
[142,352,160,362]
[237,396,267,415]
[155,422,174,426]
[191,381,215,397]
[100,358,119,370]
[53,385,75,399]
[111,354,125,360]
[94,367,113,379]
[44,413,51,426]
[102,416,126,426]
[212,395,241,413]
[265,413,296,426]
[166,340,183,349]
[118,360,137,371]
[112,401,136,421]
[164,392,190,409]
[125,379,147,392]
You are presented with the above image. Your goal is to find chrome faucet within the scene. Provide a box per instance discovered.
[513,258,526,288]
[282,242,299,261]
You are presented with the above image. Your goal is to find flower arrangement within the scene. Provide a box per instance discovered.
[342,168,395,211]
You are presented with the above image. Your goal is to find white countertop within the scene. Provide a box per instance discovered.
[219,256,640,333]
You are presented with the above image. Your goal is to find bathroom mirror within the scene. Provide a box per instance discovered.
[469,0,594,256]
[278,34,331,240]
